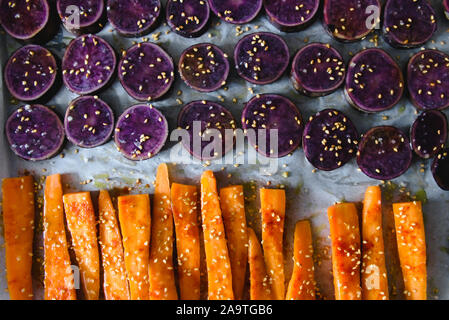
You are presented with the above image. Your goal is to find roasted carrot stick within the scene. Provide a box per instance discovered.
[2,176,35,300]
[149,164,178,300]
[260,188,286,300]
[286,220,316,300]
[328,203,362,300]
[361,186,389,300]
[200,171,234,300]
[118,194,151,300]
[248,227,273,300]
[63,192,100,300]
[43,174,76,300]
[219,185,248,300]
[98,190,130,300]
[171,183,201,300]
[393,201,427,300]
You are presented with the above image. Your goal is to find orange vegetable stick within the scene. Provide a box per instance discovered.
[248,227,273,300]
[393,201,427,300]
[260,188,286,300]
[149,164,178,300]
[171,183,201,300]
[219,185,248,300]
[98,190,130,300]
[43,174,76,300]
[286,220,316,300]
[118,194,151,300]
[2,176,35,300]
[328,203,362,300]
[200,171,234,300]
[63,192,100,300]
[361,186,389,300]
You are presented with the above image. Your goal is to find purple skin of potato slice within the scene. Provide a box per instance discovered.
[242,94,303,158]
[411,110,447,159]
[65,96,114,148]
[407,50,449,111]
[234,32,290,85]
[383,0,437,48]
[291,43,345,97]
[4,45,57,102]
[179,43,229,93]
[177,100,236,161]
[62,35,116,95]
[119,42,175,101]
[323,0,381,42]
[166,0,210,38]
[264,0,320,32]
[6,104,65,161]
[208,0,262,24]
[107,0,161,37]
[303,109,359,171]
[432,148,449,191]
[57,0,106,35]
[345,48,404,113]
[357,126,412,181]
[445,0,449,20]
[115,104,168,161]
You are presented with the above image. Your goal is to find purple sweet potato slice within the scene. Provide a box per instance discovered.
[323,0,381,42]
[242,94,303,158]
[179,43,229,93]
[177,100,236,161]
[357,126,412,180]
[345,48,404,113]
[407,50,449,111]
[234,32,289,85]
[411,110,447,159]
[4,45,58,102]
[432,148,449,191]
[264,0,319,32]
[62,34,116,95]
[107,0,161,37]
[208,0,262,24]
[303,109,359,171]
[383,0,437,48]
[57,0,106,35]
[291,43,345,97]
[118,43,175,102]
[445,0,449,20]
[64,96,114,148]
[166,0,210,38]
[6,104,65,161]
[114,104,168,161]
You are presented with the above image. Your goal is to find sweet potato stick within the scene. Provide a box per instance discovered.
[248,227,272,300]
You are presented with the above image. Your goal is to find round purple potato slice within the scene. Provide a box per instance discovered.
[242,94,303,158]
[432,148,449,191]
[62,35,116,95]
[115,104,168,161]
[166,0,210,38]
[357,126,412,181]
[4,45,57,102]
[323,0,381,42]
[411,110,447,159]
[179,43,229,93]
[291,43,345,97]
[208,0,262,24]
[345,48,404,113]
[234,32,290,85]
[57,0,106,35]
[118,42,175,101]
[177,100,236,161]
[65,96,114,148]
[407,50,449,111]
[107,0,161,37]
[6,104,65,161]
[303,109,359,171]
[264,0,319,32]
[383,0,437,48]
